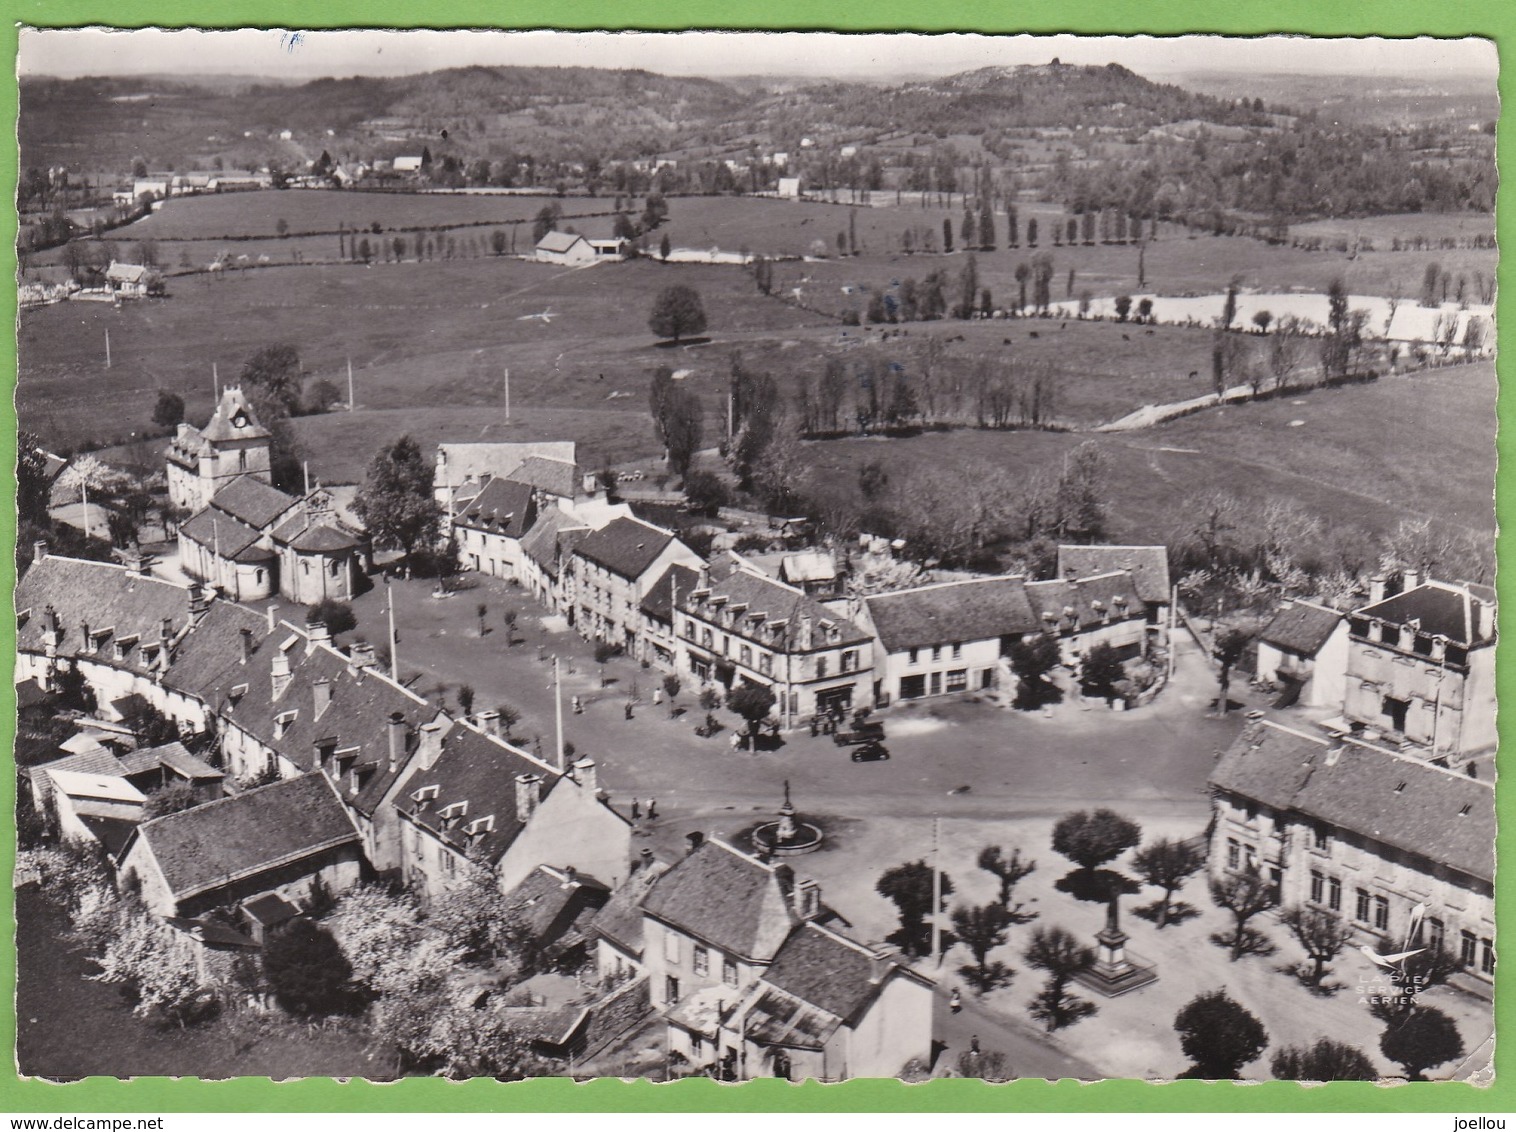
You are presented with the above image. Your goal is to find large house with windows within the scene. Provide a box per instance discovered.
[676,562,873,726]
[1340,574,1496,760]
[570,517,703,656]
[1209,715,1494,994]
[602,836,934,1080]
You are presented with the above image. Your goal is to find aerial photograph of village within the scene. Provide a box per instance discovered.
[10,29,1498,1085]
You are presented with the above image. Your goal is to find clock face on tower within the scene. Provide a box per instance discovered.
[232,410,248,428]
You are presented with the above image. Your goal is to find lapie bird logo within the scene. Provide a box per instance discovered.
[1358,901,1430,1004]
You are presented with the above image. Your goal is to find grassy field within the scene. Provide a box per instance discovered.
[1287,211,1495,245]
[800,361,1496,555]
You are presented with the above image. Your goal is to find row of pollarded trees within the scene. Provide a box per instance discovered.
[875,808,1471,1080]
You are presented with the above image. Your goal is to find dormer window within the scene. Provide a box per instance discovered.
[465,815,495,840]
[438,800,468,828]
[229,681,249,701]
[274,709,298,740]
[411,784,440,811]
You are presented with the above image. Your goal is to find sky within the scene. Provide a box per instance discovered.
[18,29,1498,83]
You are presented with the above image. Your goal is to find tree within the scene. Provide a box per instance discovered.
[942,218,953,253]
[1252,309,1273,334]
[531,206,558,244]
[264,918,359,1017]
[1051,809,1143,873]
[977,845,1037,921]
[1026,218,1038,247]
[876,860,954,958]
[1213,627,1250,713]
[727,682,776,739]
[152,390,185,429]
[491,229,508,256]
[1220,276,1242,330]
[141,781,202,820]
[858,460,890,501]
[90,904,213,1027]
[306,598,356,635]
[240,344,303,417]
[1380,1007,1464,1081]
[304,378,342,414]
[1078,642,1125,703]
[1013,263,1030,313]
[593,640,617,686]
[1280,905,1353,987]
[661,387,704,478]
[684,470,727,516]
[1174,990,1268,1079]
[1008,634,1061,709]
[1113,295,1132,323]
[649,284,708,344]
[353,435,442,575]
[1023,925,1097,1031]
[431,859,533,968]
[1271,1039,1377,1082]
[456,684,475,718]
[1209,871,1279,960]
[952,902,1013,993]
[1130,837,1204,928]
[659,232,671,262]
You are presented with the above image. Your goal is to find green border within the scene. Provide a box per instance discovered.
[1,0,1510,1113]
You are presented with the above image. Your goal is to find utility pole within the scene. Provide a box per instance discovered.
[387,577,398,683]
[347,357,355,412]
[212,361,219,403]
[504,367,510,420]
[104,328,111,370]
[554,656,565,772]
[931,815,942,965]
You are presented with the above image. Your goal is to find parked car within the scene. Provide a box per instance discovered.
[832,721,886,746]
[850,740,890,763]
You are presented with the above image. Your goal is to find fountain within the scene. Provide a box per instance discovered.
[751,780,825,857]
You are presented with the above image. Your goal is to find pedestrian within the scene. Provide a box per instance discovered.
[949,989,962,1014]
[572,695,583,715]
[809,716,818,737]
[631,798,641,820]
[969,1035,980,1057]
[730,731,742,752]
[646,798,657,821]
[624,702,634,721]
[653,687,663,706]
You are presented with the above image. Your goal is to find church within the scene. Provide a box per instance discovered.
[168,387,368,605]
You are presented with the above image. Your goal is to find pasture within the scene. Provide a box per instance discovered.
[799,361,1496,559]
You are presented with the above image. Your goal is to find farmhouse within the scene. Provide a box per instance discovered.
[777,177,802,199]
[1022,572,1148,665]
[677,562,873,725]
[1055,544,1171,636]
[588,238,628,260]
[397,721,630,900]
[1339,574,1496,759]
[103,261,153,298]
[623,836,933,1081]
[392,154,426,173]
[535,231,597,266]
[118,772,364,919]
[433,440,578,516]
[570,516,703,654]
[1255,598,1349,709]
[519,508,592,612]
[1210,716,1494,994]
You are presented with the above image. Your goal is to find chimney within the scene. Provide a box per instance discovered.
[313,678,333,721]
[418,721,445,770]
[639,847,655,870]
[793,877,822,920]
[126,550,150,576]
[562,864,578,886]
[1278,598,1294,610]
[515,773,542,823]
[697,564,712,592]
[41,604,60,645]
[1477,598,1495,642]
[347,641,377,676]
[266,604,279,633]
[1243,709,1266,748]
[239,627,254,664]
[1325,730,1347,766]
[305,620,330,656]
[79,620,92,651]
[572,757,598,795]
[1403,568,1421,593]
[686,830,705,855]
[387,711,407,771]
[32,540,48,565]
[176,422,191,439]
[270,649,292,699]
[478,709,501,736]
[1369,574,1388,604]
[798,615,813,651]
[188,583,211,615]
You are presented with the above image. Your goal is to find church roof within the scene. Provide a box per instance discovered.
[200,386,272,443]
[210,476,298,530]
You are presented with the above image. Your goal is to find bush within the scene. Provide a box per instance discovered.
[263,918,362,1017]
[683,470,728,517]
[306,598,357,636]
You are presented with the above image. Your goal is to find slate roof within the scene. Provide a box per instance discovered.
[537,231,589,254]
[119,741,222,783]
[504,865,611,950]
[640,839,804,963]
[763,921,890,1022]
[209,625,446,818]
[436,441,577,492]
[521,508,590,576]
[210,476,299,530]
[180,508,265,559]
[574,517,677,581]
[200,386,272,443]
[641,563,702,624]
[741,987,839,1050]
[16,556,194,675]
[1209,721,1494,883]
[1356,581,1495,646]
[454,476,538,539]
[685,568,871,651]
[161,601,275,706]
[397,725,564,866]
[1260,601,1344,656]
[272,515,360,553]
[29,749,131,802]
[128,773,360,902]
[1023,571,1144,630]
[589,860,669,958]
[1057,545,1171,605]
[508,457,580,500]
[864,576,1038,654]
[106,262,148,284]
